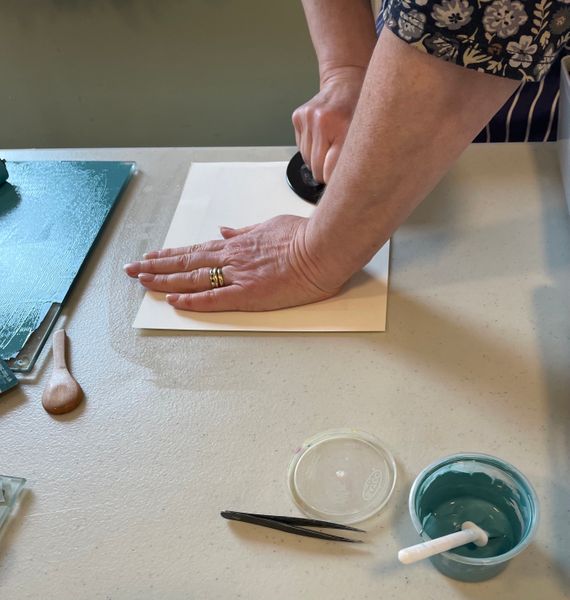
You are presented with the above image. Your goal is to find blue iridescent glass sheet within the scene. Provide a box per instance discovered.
[0,161,134,362]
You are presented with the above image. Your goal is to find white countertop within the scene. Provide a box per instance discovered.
[0,144,568,599]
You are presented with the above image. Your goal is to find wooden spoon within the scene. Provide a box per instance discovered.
[42,329,83,415]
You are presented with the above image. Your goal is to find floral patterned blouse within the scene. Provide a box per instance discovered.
[376,0,568,140]
[380,0,568,81]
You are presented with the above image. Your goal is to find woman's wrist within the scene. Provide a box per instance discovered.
[298,211,363,292]
[301,0,377,91]
[319,62,368,89]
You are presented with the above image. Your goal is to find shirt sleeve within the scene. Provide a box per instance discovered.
[380,0,570,82]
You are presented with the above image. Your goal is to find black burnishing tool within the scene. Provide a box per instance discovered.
[286,151,325,205]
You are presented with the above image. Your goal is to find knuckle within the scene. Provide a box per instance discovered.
[225,242,241,256]
[294,105,310,122]
[185,270,199,286]
[220,245,234,261]
[175,254,190,271]
[204,290,217,304]
[313,108,331,127]
[189,243,203,253]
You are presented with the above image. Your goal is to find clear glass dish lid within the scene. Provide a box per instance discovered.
[288,429,397,524]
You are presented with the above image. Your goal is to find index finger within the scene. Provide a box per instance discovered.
[143,240,225,260]
[124,251,220,277]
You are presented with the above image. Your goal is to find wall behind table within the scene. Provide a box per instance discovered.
[0,0,317,148]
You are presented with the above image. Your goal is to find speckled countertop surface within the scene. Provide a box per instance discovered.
[0,145,568,599]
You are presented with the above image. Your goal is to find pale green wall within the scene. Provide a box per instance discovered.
[0,1,318,148]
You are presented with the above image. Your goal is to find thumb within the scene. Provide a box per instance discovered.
[219,224,257,239]
[323,143,342,185]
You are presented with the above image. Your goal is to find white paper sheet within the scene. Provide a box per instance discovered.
[133,162,389,332]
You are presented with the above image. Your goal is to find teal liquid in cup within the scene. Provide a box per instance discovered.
[409,453,539,582]
[423,496,518,559]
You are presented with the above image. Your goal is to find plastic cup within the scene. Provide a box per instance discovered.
[408,453,539,582]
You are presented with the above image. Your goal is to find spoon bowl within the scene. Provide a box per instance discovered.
[42,329,83,415]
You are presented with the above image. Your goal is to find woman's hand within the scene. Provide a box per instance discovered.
[292,65,365,184]
[124,215,342,312]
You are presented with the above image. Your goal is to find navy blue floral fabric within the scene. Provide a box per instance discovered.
[381,0,570,82]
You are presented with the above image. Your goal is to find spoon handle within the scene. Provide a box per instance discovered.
[398,522,488,565]
[53,329,67,369]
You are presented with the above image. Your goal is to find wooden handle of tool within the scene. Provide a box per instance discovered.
[53,329,67,370]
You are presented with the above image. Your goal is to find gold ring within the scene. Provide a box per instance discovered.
[209,267,219,288]
[209,267,225,289]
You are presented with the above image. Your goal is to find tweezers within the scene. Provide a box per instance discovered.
[221,511,365,543]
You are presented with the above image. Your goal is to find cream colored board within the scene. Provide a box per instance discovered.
[133,162,390,332]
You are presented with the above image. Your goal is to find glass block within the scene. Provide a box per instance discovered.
[0,475,26,537]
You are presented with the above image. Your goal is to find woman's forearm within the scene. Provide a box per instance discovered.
[300,0,377,83]
[127,10,522,313]
[303,29,519,287]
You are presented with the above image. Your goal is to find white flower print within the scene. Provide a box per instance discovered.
[425,33,460,61]
[382,0,562,80]
[483,0,528,39]
[533,44,556,79]
[386,15,398,29]
[551,7,570,35]
[431,0,474,30]
[401,0,429,9]
[507,35,538,68]
[398,10,427,41]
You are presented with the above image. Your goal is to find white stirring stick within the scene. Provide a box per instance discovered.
[398,521,489,565]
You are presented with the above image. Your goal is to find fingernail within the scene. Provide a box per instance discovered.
[123,262,140,273]
[138,273,153,282]
[143,252,156,259]
[166,294,179,303]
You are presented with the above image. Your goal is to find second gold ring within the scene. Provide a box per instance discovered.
[209,267,225,289]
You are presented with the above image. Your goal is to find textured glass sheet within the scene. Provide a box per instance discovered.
[0,161,134,360]
[0,474,25,537]
[0,160,7,185]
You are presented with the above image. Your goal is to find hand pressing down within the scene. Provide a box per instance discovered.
[292,66,365,183]
[124,215,341,312]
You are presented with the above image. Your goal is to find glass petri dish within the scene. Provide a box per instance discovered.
[288,429,397,524]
